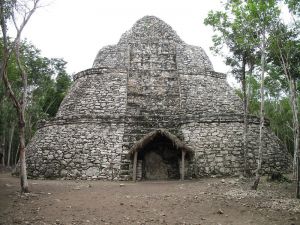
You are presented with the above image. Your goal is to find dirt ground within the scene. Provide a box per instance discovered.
[1,172,300,225]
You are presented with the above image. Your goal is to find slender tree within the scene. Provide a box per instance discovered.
[1,135,5,166]
[0,0,41,193]
[269,20,300,196]
[204,0,259,176]
[247,0,281,190]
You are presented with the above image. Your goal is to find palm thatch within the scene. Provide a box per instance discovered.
[128,129,194,158]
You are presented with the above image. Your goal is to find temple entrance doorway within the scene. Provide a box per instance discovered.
[142,135,180,180]
[129,129,193,181]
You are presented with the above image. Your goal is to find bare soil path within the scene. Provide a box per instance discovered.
[0,173,299,225]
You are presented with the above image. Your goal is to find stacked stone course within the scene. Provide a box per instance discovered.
[26,16,291,180]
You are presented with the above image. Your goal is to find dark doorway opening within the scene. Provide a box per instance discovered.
[139,135,181,180]
[129,129,193,181]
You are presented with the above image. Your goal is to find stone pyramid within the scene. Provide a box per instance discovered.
[26,16,290,180]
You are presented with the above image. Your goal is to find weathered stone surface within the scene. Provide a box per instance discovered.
[26,16,291,180]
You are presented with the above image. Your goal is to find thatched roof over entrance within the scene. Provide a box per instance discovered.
[128,129,194,158]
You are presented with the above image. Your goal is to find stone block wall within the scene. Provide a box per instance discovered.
[176,44,214,74]
[26,121,124,180]
[179,74,243,115]
[93,45,129,69]
[58,69,127,117]
[126,41,180,117]
[26,115,291,180]
[181,122,291,177]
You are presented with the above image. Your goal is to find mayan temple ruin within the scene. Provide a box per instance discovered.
[26,16,290,180]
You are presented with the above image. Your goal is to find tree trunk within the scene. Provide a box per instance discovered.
[7,122,15,167]
[297,158,300,198]
[252,31,266,191]
[18,55,29,193]
[290,79,299,179]
[133,151,138,182]
[2,135,5,167]
[289,79,300,198]
[181,151,186,181]
[19,114,29,193]
[241,56,250,176]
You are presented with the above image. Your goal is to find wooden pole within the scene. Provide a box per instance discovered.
[181,151,186,181]
[297,156,300,198]
[133,151,138,182]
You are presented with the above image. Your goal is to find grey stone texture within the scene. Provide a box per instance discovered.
[26,16,291,180]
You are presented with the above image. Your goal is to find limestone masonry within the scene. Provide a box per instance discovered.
[26,16,291,180]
